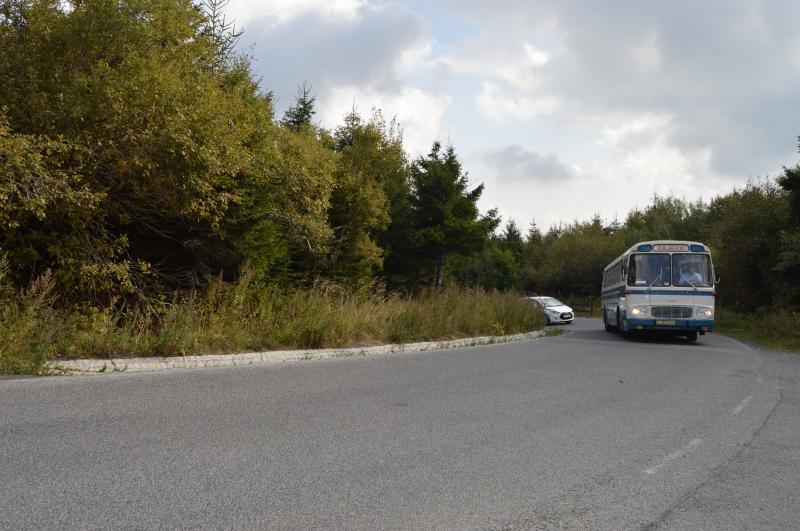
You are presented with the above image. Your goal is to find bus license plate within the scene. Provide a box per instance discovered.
[656,320,676,326]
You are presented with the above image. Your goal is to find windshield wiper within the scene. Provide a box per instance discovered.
[648,268,663,290]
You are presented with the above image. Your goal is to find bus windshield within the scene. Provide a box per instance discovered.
[628,254,671,287]
[672,254,713,287]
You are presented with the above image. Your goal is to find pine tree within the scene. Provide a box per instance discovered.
[282,82,316,132]
[502,219,524,260]
[198,0,243,73]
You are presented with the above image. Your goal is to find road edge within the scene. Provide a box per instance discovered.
[43,329,547,375]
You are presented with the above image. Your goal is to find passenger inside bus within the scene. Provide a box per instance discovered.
[672,254,712,287]
[679,264,703,286]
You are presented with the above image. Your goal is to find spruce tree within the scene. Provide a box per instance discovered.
[409,141,498,287]
[282,82,316,132]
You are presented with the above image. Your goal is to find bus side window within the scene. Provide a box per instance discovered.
[627,257,636,285]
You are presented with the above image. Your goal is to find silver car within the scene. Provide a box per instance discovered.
[529,296,575,324]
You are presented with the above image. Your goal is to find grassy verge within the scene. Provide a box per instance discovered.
[716,309,800,353]
[0,270,546,375]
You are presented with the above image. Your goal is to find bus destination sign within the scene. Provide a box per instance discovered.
[652,244,689,252]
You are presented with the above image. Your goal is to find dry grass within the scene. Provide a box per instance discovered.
[0,268,546,374]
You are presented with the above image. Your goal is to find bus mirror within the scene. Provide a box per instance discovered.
[715,275,721,284]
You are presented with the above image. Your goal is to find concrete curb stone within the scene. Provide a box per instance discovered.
[44,329,547,375]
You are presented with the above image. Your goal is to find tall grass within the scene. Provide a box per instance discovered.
[0,268,546,374]
[0,258,63,374]
[716,309,800,353]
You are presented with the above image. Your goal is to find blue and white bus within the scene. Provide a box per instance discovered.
[601,241,715,342]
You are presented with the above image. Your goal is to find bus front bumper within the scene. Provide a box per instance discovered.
[626,319,714,333]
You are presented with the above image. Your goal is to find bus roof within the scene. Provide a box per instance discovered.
[604,241,710,271]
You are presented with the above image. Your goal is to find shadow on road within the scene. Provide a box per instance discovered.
[551,318,707,346]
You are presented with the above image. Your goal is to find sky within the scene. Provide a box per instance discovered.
[227,0,800,230]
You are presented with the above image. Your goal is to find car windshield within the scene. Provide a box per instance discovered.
[628,254,671,287]
[538,297,564,307]
[672,254,713,287]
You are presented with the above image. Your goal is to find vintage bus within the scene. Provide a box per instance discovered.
[601,241,715,342]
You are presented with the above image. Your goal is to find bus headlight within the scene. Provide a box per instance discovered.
[696,308,713,318]
[630,306,648,316]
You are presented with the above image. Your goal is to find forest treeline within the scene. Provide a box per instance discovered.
[1,0,799,314]
[473,177,800,311]
[0,0,496,300]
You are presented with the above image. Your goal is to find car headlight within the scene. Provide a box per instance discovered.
[630,306,648,316]
[696,308,713,318]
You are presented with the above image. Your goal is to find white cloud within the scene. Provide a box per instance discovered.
[239,1,436,120]
[596,114,723,200]
[476,83,561,122]
[472,112,729,229]
[227,0,365,26]
[600,113,673,153]
[395,40,434,77]
[320,85,453,156]
[431,0,800,179]
[524,42,550,67]
[438,39,551,91]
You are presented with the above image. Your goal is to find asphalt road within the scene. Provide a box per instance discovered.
[2,318,799,530]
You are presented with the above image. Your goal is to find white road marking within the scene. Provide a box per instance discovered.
[732,396,753,415]
[644,439,703,475]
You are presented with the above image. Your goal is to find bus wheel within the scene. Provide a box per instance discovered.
[617,310,630,339]
[686,331,698,343]
[604,308,615,332]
